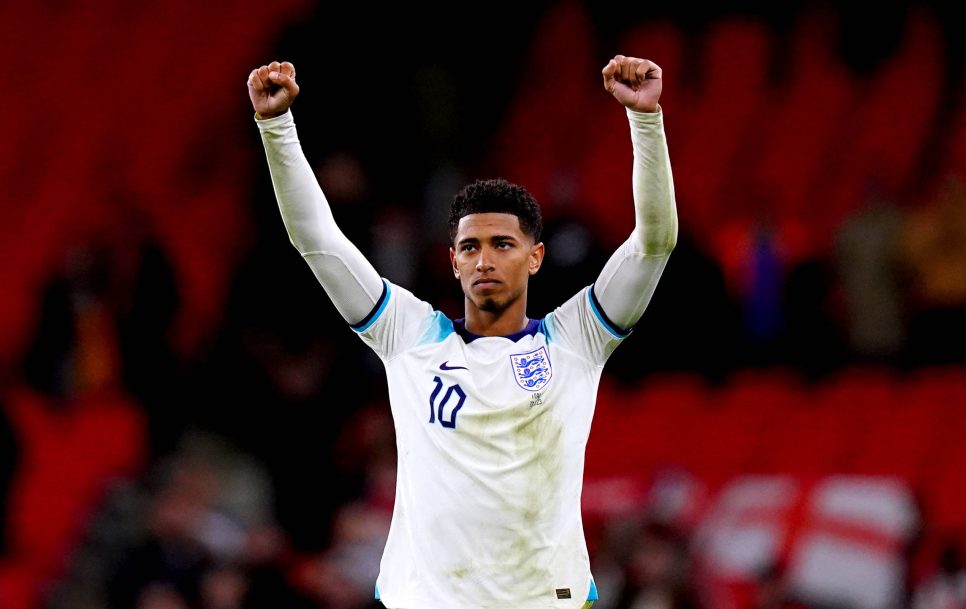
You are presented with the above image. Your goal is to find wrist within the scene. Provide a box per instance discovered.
[628,103,660,114]
[255,109,288,120]
[627,105,662,124]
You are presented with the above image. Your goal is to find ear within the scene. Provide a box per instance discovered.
[528,242,545,276]
[449,246,460,278]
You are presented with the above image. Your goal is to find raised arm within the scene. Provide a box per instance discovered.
[592,55,678,332]
[248,61,385,325]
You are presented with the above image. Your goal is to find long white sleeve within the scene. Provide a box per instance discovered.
[592,107,678,331]
[256,110,385,325]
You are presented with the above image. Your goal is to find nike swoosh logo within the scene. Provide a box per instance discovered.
[439,361,469,371]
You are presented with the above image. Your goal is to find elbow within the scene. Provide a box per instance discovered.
[634,220,678,256]
[289,234,315,256]
[664,221,679,253]
[633,192,678,255]
[660,199,679,253]
[284,222,327,254]
[652,232,677,255]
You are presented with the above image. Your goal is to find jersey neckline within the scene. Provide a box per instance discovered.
[452,317,542,343]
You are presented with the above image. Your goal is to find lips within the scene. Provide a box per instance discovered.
[473,278,501,288]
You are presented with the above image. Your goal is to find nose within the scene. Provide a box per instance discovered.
[475,246,495,273]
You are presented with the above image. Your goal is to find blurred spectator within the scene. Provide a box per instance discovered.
[742,217,786,367]
[99,434,289,609]
[200,563,248,609]
[2,239,146,606]
[314,151,378,257]
[899,174,966,366]
[115,238,181,458]
[293,501,389,609]
[135,583,190,609]
[835,177,905,363]
[412,164,468,317]
[529,206,610,319]
[913,542,966,609]
[371,204,419,288]
[607,229,737,384]
[293,404,395,609]
[196,235,374,552]
[608,519,702,609]
[108,451,223,608]
[19,225,180,459]
[22,240,120,399]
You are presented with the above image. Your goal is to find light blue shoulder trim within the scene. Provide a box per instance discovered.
[539,315,554,343]
[587,286,631,339]
[417,311,456,345]
[374,583,380,600]
[350,279,391,334]
[588,579,599,601]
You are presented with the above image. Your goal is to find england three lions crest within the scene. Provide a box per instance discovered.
[510,346,552,392]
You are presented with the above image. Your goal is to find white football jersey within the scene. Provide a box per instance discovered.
[352,279,628,609]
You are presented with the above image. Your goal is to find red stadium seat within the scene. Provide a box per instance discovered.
[3,386,145,577]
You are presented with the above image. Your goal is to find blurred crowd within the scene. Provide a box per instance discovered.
[2,1,966,608]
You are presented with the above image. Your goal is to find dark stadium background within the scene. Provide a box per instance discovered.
[2,0,966,607]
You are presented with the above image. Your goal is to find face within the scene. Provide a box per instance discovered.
[449,213,544,314]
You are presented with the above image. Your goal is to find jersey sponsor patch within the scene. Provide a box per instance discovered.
[509,346,552,392]
[556,588,572,599]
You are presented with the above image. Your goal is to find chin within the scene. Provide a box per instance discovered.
[464,285,502,313]
[477,297,501,313]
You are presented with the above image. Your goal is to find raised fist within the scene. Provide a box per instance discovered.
[248,61,299,119]
[602,55,662,113]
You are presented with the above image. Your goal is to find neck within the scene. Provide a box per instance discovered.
[463,294,529,337]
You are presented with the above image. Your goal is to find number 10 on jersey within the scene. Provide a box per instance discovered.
[429,376,466,429]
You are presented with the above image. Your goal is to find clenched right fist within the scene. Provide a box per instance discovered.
[248,61,299,119]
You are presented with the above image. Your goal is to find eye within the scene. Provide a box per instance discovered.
[496,241,511,249]
[461,244,476,252]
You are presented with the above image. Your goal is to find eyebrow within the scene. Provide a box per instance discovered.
[457,235,519,247]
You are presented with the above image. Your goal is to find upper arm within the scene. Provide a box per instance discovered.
[546,286,631,367]
[350,281,435,361]
[545,233,672,367]
[591,235,671,332]
[300,238,387,327]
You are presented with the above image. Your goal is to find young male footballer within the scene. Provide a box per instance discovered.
[248,53,677,609]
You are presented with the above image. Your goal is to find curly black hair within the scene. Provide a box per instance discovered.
[448,178,543,244]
